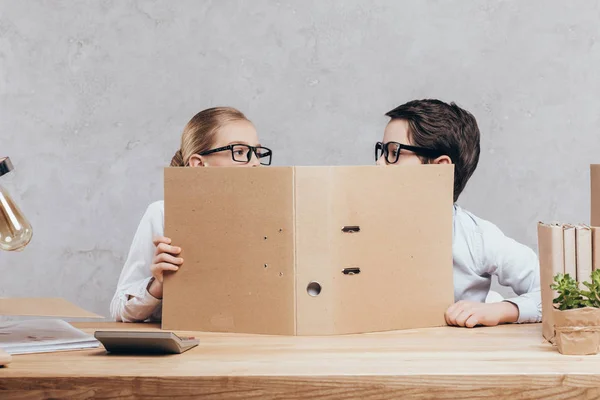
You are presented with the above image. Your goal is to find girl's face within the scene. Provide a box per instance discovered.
[189,120,262,167]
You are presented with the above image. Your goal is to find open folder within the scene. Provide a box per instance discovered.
[0,297,103,364]
[0,319,100,355]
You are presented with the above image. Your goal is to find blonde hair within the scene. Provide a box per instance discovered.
[170,107,250,167]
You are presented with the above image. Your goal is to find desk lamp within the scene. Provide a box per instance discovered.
[0,156,33,365]
[0,157,32,251]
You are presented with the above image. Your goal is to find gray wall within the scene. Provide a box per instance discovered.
[1,0,599,316]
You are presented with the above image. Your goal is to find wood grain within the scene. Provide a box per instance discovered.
[0,348,11,366]
[2,322,600,399]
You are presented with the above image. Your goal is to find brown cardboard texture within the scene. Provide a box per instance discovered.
[593,227,600,271]
[576,225,593,287]
[563,225,576,279]
[538,223,564,342]
[0,298,102,319]
[593,165,600,227]
[553,307,600,355]
[162,165,454,335]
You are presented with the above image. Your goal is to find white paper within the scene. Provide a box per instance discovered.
[0,319,100,355]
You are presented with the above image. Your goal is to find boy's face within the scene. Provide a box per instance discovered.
[376,119,424,166]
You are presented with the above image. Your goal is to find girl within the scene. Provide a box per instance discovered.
[110,107,273,322]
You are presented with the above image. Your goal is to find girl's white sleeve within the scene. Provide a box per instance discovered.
[109,201,165,322]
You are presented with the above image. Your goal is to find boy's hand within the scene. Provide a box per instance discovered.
[445,301,519,328]
[148,236,183,299]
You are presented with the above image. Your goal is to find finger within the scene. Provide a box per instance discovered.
[151,263,180,280]
[156,242,182,255]
[446,303,458,316]
[455,309,473,327]
[444,312,453,326]
[444,307,454,326]
[448,304,471,325]
[446,305,464,326]
[446,300,466,316]
[155,253,184,265]
[465,315,479,328]
[153,264,179,283]
[156,263,180,272]
[153,236,172,246]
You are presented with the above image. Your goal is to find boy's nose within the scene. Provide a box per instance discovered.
[376,155,386,166]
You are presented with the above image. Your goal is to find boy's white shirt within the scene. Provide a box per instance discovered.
[452,205,541,323]
[110,201,542,324]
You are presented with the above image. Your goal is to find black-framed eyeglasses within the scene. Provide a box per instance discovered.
[375,141,443,164]
[198,144,273,166]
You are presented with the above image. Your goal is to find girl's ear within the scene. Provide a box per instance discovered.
[432,155,452,165]
[189,154,205,167]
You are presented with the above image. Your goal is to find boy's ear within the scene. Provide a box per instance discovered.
[432,155,452,165]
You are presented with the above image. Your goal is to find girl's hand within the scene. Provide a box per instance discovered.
[147,236,183,299]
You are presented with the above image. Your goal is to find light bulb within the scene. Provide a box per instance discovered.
[0,157,33,251]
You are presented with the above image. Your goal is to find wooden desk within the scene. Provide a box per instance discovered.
[1,322,599,399]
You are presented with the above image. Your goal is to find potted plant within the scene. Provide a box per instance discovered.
[551,271,600,355]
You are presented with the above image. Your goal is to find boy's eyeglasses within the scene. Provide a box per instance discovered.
[198,144,273,166]
[375,141,443,164]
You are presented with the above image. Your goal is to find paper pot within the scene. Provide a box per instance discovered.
[553,307,600,355]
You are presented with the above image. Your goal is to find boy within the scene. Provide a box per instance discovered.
[376,99,541,328]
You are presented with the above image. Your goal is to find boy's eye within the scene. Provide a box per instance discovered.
[388,144,400,157]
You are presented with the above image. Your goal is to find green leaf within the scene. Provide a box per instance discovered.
[551,273,586,310]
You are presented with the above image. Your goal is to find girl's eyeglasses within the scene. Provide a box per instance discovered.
[198,144,273,166]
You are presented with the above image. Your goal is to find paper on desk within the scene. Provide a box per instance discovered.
[0,319,100,355]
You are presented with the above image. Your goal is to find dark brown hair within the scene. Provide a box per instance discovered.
[171,107,250,167]
[386,99,480,202]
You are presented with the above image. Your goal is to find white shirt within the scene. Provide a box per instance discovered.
[452,205,541,323]
[110,201,164,322]
[110,201,542,324]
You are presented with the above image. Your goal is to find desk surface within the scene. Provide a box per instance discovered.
[1,322,600,399]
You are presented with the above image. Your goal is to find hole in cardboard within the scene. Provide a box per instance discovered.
[264,264,268,268]
[342,267,361,275]
[307,281,322,296]
[341,226,360,233]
